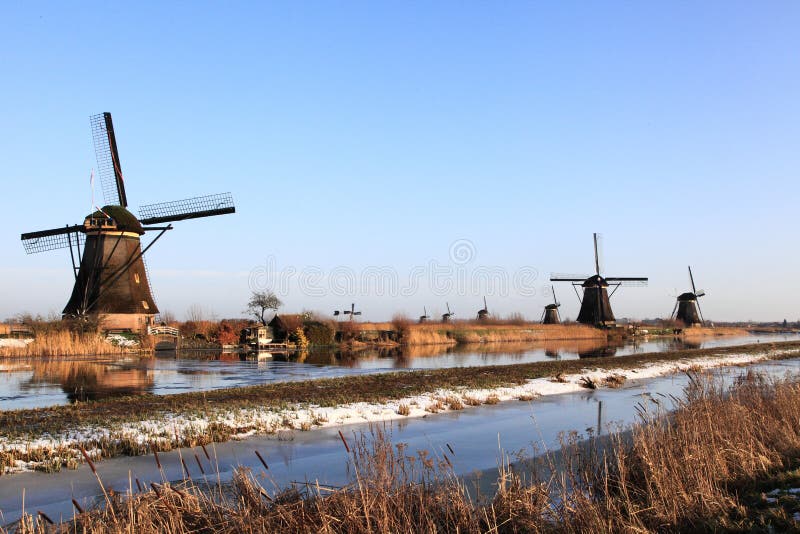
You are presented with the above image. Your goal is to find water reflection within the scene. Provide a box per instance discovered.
[23,359,154,402]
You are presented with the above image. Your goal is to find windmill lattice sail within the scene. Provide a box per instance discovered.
[21,225,85,254]
[139,193,235,225]
[91,112,127,207]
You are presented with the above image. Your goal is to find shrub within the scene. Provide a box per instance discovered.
[304,321,335,345]
[288,327,309,349]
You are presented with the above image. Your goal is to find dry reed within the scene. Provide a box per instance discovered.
[0,331,143,358]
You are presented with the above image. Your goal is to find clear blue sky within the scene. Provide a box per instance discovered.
[2,1,798,322]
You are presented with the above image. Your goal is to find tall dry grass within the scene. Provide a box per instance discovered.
[10,370,800,533]
[0,331,140,358]
[682,326,750,338]
[401,322,606,346]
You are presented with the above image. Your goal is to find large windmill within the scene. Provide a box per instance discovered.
[541,285,561,324]
[671,266,705,326]
[550,233,647,327]
[20,113,235,332]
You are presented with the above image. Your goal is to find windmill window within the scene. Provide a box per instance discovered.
[142,301,150,310]
[134,272,140,284]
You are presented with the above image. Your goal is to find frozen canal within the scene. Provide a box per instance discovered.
[1,356,798,526]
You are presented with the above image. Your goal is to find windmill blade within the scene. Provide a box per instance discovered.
[138,193,235,225]
[21,225,85,254]
[606,277,648,287]
[593,233,604,275]
[551,285,559,306]
[90,112,127,207]
[550,273,592,281]
[343,311,352,315]
[696,298,705,325]
[696,290,706,298]
[353,311,362,316]
[688,266,697,294]
[670,301,678,320]
[446,303,452,314]
[333,311,340,316]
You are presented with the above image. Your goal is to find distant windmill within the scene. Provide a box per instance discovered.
[19,112,235,333]
[541,285,561,324]
[441,303,455,323]
[342,303,362,321]
[550,233,647,327]
[671,266,705,326]
[476,296,489,321]
[419,306,430,323]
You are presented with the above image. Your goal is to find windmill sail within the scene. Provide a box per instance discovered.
[91,113,127,207]
[21,225,85,254]
[139,193,235,225]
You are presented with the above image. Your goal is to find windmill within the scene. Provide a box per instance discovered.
[541,285,561,324]
[441,302,455,323]
[342,303,362,321]
[550,233,647,327]
[418,306,430,323]
[476,296,489,321]
[671,266,705,326]
[19,113,235,333]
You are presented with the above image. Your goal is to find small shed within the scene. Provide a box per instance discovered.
[240,325,274,347]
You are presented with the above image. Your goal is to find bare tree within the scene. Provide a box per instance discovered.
[247,290,283,325]
[186,304,207,323]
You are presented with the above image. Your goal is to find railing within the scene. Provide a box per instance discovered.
[148,325,179,336]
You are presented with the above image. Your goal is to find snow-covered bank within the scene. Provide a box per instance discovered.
[1,347,796,475]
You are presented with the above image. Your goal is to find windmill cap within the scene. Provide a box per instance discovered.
[85,205,145,235]
[582,274,608,287]
[677,292,697,301]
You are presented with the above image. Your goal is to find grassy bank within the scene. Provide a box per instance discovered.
[1,340,799,476]
[10,369,800,532]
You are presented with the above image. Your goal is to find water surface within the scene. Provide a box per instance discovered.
[0,333,795,410]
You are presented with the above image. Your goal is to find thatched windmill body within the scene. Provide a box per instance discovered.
[418,307,430,324]
[550,234,647,327]
[476,296,489,321]
[541,285,561,324]
[20,113,235,332]
[441,303,454,323]
[671,266,705,326]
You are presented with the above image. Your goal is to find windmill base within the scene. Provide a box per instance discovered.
[96,313,157,334]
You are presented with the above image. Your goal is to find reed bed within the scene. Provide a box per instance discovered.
[682,326,750,338]
[0,331,143,358]
[7,370,800,533]
[399,323,606,346]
